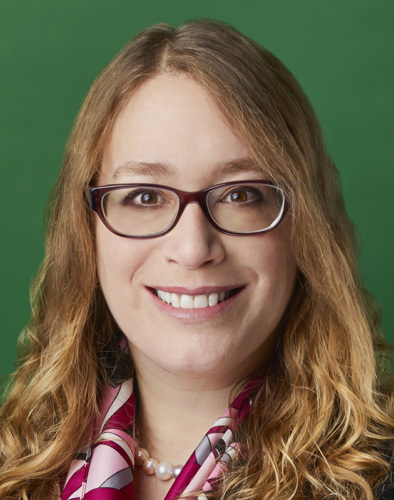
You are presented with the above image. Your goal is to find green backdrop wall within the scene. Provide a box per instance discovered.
[1,0,393,381]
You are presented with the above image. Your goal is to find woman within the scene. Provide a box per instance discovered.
[0,20,393,500]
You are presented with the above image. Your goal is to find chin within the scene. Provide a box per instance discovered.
[147,346,232,379]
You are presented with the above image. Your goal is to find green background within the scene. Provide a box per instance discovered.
[0,0,393,381]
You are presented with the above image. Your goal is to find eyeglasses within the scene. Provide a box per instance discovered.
[88,181,287,238]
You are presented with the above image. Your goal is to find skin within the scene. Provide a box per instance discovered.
[96,73,298,498]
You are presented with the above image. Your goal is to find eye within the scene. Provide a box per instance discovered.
[222,187,261,204]
[136,191,159,204]
[122,189,163,206]
[227,190,247,203]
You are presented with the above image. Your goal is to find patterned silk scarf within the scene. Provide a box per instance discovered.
[61,376,259,500]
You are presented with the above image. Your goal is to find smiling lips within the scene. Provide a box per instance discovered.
[151,286,243,309]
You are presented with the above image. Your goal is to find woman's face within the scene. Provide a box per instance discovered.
[96,74,297,383]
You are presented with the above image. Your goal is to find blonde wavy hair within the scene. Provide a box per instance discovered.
[0,20,392,500]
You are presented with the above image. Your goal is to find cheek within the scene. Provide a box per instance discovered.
[246,225,297,305]
[247,218,295,269]
[95,224,152,295]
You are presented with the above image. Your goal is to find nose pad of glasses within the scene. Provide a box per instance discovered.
[179,199,211,223]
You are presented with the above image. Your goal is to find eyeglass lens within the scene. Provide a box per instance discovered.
[101,183,285,237]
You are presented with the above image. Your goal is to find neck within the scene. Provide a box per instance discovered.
[133,357,241,466]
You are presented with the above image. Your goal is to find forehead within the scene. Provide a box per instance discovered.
[100,74,261,186]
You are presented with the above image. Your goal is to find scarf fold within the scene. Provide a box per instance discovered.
[61,377,259,500]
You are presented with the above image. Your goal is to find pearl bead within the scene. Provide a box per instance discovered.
[136,447,149,466]
[135,444,183,481]
[172,464,183,478]
[143,457,158,475]
[155,461,173,480]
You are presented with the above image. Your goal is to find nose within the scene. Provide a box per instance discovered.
[161,202,225,269]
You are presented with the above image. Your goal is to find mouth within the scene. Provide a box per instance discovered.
[149,286,244,309]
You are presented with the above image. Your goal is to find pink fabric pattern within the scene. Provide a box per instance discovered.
[61,377,259,499]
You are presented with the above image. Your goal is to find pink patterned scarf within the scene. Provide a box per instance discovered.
[61,376,258,499]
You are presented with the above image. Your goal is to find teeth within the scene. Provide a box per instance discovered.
[170,293,180,308]
[194,295,208,308]
[208,293,218,306]
[155,289,231,308]
[180,294,194,308]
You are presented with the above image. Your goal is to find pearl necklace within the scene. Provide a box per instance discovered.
[135,445,183,481]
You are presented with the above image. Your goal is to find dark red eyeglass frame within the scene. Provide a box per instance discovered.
[88,180,288,239]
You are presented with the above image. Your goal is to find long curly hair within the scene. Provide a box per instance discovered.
[0,20,392,499]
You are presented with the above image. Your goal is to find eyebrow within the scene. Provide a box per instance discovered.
[111,158,263,181]
[216,158,264,175]
[112,161,176,180]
